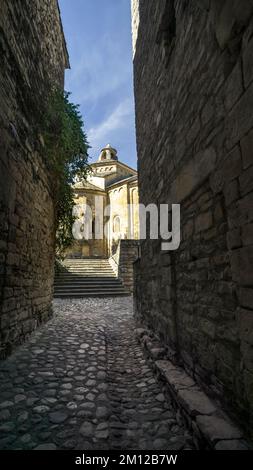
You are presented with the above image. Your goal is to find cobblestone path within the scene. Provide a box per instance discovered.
[0,298,193,450]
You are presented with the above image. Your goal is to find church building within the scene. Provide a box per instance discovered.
[66,144,139,258]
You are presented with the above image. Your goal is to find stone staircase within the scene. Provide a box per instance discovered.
[54,258,130,298]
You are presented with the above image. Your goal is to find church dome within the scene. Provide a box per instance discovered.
[98,144,118,162]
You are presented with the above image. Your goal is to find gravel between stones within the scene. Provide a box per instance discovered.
[0,297,194,450]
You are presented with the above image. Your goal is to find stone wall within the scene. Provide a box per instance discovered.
[132,0,253,436]
[0,0,69,358]
[110,240,139,292]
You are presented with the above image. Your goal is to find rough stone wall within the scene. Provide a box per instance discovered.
[0,0,68,358]
[110,240,139,292]
[132,0,253,435]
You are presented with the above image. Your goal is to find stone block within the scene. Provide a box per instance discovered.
[238,287,253,310]
[163,367,196,392]
[178,388,217,417]
[223,179,239,206]
[215,439,249,450]
[209,170,223,195]
[227,228,241,250]
[149,347,166,360]
[201,99,215,126]
[238,308,253,344]
[195,0,210,11]
[195,211,213,233]
[237,193,253,225]
[243,36,253,89]
[242,223,253,246]
[239,165,253,196]
[215,1,236,49]
[224,61,243,111]
[170,147,216,204]
[239,246,253,286]
[243,369,253,405]
[196,414,243,445]
[183,219,194,240]
[214,201,224,222]
[241,128,253,169]
[155,360,178,377]
[226,82,253,148]
[222,146,242,182]
[0,159,16,212]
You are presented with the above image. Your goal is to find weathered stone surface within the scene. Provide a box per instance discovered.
[227,228,241,250]
[215,439,249,450]
[96,407,109,420]
[238,288,253,310]
[241,128,253,169]
[241,223,253,246]
[155,360,177,373]
[0,298,195,450]
[224,62,243,111]
[178,388,217,417]
[0,0,69,359]
[110,240,139,293]
[166,369,196,392]
[243,36,253,88]
[49,412,68,424]
[238,308,253,344]
[155,359,195,391]
[196,415,243,444]
[35,444,57,450]
[131,0,253,435]
[79,422,94,438]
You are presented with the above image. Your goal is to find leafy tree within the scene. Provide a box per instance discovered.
[42,88,90,258]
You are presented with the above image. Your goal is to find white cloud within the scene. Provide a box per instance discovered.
[87,98,134,156]
[65,34,131,105]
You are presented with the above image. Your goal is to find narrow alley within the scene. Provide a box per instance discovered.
[0,298,193,450]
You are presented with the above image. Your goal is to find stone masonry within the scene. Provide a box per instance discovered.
[0,0,69,358]
[110,240,139,293]
[0,298,194,450]
[132,0,253,438]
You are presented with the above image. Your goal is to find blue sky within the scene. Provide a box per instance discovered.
[59,0,137,168]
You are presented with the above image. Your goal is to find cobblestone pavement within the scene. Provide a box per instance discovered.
[0,297,194,450]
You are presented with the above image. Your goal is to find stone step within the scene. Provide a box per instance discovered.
[63,261,110,265]
[54,290,130,299]
[54,287,127,293]
[62,266,112,270]
[55,274,116,278]
[55,279,122,288]
[62,262,113,265]
[62,268,112,271]
[54,258,129,298]
[61,270,114,274]
[55,279,123,286]
[55,275,119,283]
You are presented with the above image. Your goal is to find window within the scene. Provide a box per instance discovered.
[113,216,121,233]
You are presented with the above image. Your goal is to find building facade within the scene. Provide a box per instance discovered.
[66,145,139,259]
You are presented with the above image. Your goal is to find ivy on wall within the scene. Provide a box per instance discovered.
[41,88,90,258]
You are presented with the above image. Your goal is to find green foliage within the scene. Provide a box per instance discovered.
[42,88,89,258]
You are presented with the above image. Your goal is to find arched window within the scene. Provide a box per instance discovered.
[113,216,121,233]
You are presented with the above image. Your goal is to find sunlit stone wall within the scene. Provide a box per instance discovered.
[0,0,69,357]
